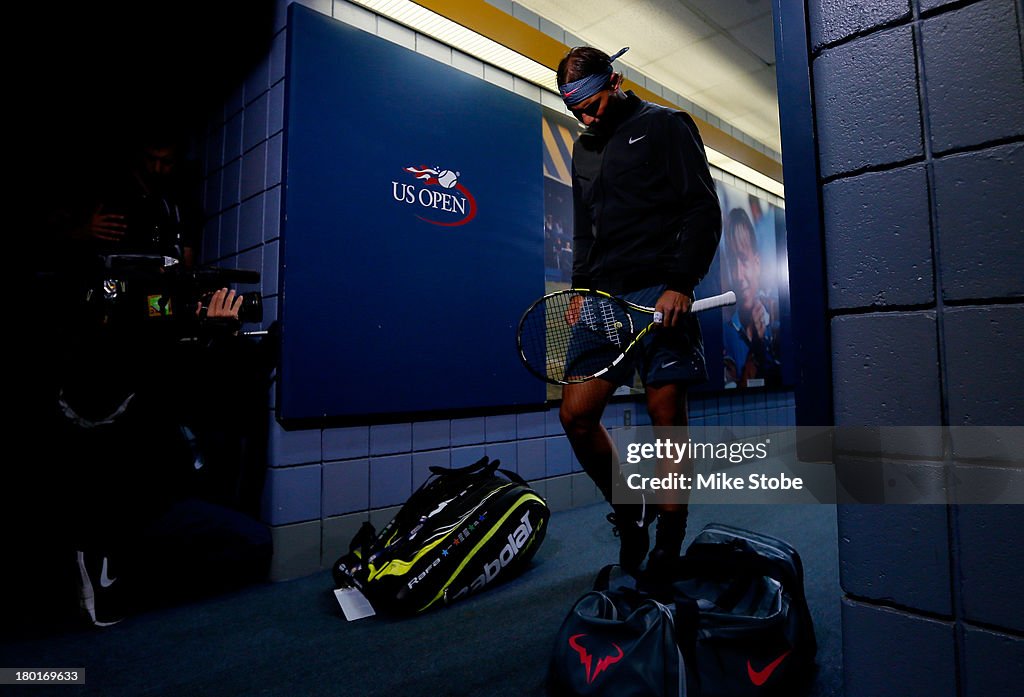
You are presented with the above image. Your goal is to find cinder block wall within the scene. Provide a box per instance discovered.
[807,0,1024,694]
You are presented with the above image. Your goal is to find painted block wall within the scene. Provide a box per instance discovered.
[807,0,1024,694]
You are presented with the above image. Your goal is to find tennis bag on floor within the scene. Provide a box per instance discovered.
[547,565,700,697]
[674,524,817,697]
[332,456,549,615]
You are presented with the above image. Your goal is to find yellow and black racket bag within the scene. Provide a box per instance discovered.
[332,456,549,615]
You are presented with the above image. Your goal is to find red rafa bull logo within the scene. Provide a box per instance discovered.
[569,634,624,684]
[392,164,478,227]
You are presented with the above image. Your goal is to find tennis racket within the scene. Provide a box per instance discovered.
[516,289,736,385]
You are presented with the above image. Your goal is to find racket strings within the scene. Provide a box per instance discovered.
[518,291,634,383]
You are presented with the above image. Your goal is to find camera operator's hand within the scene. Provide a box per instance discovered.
[197,288,243,320]
[72,204,127,242]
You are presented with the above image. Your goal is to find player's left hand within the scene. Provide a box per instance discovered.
[654,290,692,328]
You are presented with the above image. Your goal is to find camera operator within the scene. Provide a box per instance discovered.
[40,132,272,628]
[50,278,272,629]
[63,133,200,269]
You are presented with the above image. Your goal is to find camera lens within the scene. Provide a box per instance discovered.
[238,293,263,324]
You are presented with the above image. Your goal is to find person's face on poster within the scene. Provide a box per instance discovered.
[726,222,761,317]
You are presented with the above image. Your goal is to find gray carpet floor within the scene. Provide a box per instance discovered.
[1,503,842,696]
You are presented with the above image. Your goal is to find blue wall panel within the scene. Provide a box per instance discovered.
[281,5,545,420]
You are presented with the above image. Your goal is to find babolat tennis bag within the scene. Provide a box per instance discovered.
[673,524,817,697]
[547,564,700,697]
[332,456,549,615]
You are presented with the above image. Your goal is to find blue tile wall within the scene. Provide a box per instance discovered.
[243,93,269,152]
[268,420,321,466]
[262,186,281,244]
[262,240,280,295]
[544,437,573,477]
[544,406,563,435]
[322,458,368,516]
[262,465,322,525]
[266,134,284,188]
[369,423,411,456]
[451,445,487,468]
[238,195,264,252]
[240,142,268,201]
[244,54,270,103]
[219,205,239,258]
[412,420,450,451]
[485,414,516,442]
[516,411,545,439]
[516,438,546,481]
[412,449,450,490]
[224,113,243,163]
[451,417,486,446]
[220,161,241,216]
[322,426,369,460]
[369,454,412,508]
[485,442,517,471]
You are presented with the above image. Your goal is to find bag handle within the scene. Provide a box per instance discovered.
[593,563,620,591]
[428,455,499,477]
[348,520,378,559]
[428,457,530,487]
[680,539,801,591]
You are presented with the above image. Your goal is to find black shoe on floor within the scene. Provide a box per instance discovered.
[638,548,679,593]
[75,551,125,627]
[642,508,688,589]
[607,497,653,575]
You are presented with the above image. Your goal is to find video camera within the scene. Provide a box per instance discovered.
[90,254,263,337]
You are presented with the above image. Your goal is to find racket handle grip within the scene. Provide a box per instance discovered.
[691,290,736,313]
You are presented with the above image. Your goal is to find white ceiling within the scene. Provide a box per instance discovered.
[513,0,781,153]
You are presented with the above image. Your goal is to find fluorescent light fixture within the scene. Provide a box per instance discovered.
[346,0,784,200]
[706,147,785,199]
[351,0,557,91]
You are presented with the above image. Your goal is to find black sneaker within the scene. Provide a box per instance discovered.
[606,497,653,575]
[643,509,688,587]
[75,551,125,627]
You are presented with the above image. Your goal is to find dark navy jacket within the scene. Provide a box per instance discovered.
[571,92,722,296]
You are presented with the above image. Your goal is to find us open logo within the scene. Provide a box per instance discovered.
[391,164,478,227]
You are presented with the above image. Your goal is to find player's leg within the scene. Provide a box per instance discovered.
[560,379,619,500]
[560,379,651,573]
[644,380,691,580]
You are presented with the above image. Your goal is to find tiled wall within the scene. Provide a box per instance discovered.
[807,0,1024,694]
[198,0,796,582]
[266,390,795,581]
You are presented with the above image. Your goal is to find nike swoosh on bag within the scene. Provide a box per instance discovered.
[628,135,646,144]
[747,650,791,686]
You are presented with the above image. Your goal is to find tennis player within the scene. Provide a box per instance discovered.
[556,46,722,579]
